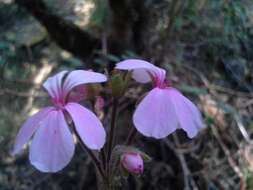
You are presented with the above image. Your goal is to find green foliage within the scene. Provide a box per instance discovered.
[62,57,83,67]
[0,40,16,68]
[245,169,253,190]
[180,0,252,59]
[94,50,140,66]
[89,0,110,29]
[167,0,253,91]
[178,84,208,96]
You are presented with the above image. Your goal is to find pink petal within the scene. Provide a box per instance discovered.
[65,103,106,150]
[166,88,204,138]
[116,59,155,70]
[116,59,155,83]
[133,88,178,139]
[12,107,54,155]
[43,71,68,100]
[132,69,152,83]
[29,110,75,172]
[116,59,166,84]
[63,70,107,96]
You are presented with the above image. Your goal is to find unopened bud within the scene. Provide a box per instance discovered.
[121,153,144,174]
[95,96,105,111]
[94,96,105,119]
[110,73,125,98]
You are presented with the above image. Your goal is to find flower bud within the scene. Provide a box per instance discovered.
[95,96,105,112]
[94,96,105,119]
[110,73,125,98]
[121,153,144,174]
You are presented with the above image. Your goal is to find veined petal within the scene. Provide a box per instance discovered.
[29,110,75,173]
[132,69,152,83]
[166,88,204,138]
[116,59,155,83]
[116,59,155,70]
[63,70,107,96]
[12,107,54,155]
[115,59,166,84]
[43,71,68,100]
[65,103,106,150]
[133,88,178,139]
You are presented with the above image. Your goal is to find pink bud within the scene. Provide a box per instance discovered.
[121,153,144,174]
[95,96,105,112]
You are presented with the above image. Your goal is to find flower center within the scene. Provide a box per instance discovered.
[52,98,65,110]
[153,75,169,89]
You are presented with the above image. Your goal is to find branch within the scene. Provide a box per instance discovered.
[0,88,44,97]
[107,0,133,49]
[211,125,246,190]
[164,135,198,190]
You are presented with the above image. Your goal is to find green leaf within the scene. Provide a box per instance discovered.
[107,54,120,62]
[120,164,129,178]
[0,58,6,66]
[205,116,215,125]
[178,84,208,95]
[0,41,9,50]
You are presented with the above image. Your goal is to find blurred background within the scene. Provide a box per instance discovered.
[0,0,253,189]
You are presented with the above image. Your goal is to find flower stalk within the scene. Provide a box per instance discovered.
[72,123,106,181]
[106,98,119,175]
[125,127,137,145]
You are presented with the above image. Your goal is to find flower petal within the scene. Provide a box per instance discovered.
[116,59,155,83]
[166,88,204,138]
[116,59,155,70]
[63,70,107,96]
[132,69,152,83]
[29,110,75,172]
[115,59,166,84]
[65,103,106,150]
[43,71,68,100]
[133,88,178,139]
[12,107,54,155]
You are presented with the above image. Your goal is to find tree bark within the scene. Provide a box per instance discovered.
[15,0,100,63]
[15,0,150,70]
[107,0,150,54]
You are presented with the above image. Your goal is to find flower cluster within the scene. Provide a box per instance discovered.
[13,59,204,176]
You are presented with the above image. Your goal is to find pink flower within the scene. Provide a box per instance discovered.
[121,153,144,174]
[115,59,204,139]
[12,70,107,172]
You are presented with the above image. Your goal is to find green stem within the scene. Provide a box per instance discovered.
[125,127,137,145]
[100,148,107,171]
[106,98,118,174]
[72,124,106,181]
[111,127,138,179]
